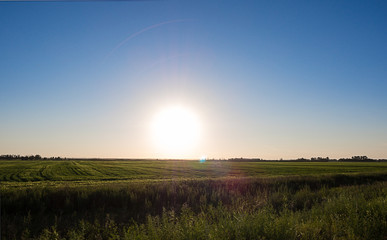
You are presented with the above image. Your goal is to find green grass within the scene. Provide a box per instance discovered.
[1,160,386,184]
[1,160,387,239]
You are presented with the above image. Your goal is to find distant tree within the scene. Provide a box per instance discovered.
[0,154,64,160]
[339,156,374,162]
[352,156,369,161]
[311,157,329,162]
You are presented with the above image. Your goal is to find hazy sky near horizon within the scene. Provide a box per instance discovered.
[1,0,387,159]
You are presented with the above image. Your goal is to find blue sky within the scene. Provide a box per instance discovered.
[1,0,386,159]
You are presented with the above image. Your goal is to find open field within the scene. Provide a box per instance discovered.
[1,160,387,184]
[1,160,387,239]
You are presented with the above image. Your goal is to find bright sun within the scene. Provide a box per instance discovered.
[151,105,201,158]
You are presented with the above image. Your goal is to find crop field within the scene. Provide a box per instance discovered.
[1,160,387,184]
[1,160,387,239]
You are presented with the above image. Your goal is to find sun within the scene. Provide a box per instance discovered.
[151,105,201,158]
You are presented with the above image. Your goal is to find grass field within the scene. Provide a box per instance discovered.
[1,160,387,239]
[1,160,387,183]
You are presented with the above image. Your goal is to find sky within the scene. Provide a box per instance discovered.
[1,0,387,159]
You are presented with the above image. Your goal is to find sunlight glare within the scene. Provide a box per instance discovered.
[151,105,201,158]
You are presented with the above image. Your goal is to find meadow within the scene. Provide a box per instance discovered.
[1,160,387,239]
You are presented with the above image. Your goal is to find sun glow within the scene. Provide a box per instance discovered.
[151,105,201,158]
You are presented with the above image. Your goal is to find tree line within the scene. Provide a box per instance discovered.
[0,154,385,162]
[228,156,386,162]
[0,154,64,160]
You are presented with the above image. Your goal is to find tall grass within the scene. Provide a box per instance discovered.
[2,173,386,239]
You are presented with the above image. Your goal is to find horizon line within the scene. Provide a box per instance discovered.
[1,154,386,161]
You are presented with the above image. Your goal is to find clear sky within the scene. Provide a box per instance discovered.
[1,0,387,159]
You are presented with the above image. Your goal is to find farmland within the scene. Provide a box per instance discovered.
[1,160,387,239]
[1,160,387,185]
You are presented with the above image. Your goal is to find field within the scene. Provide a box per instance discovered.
[1,160,387,239]
[1,160,387,186]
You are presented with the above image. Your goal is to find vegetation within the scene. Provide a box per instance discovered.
[1,160,387,239]
[1,160,387,184]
